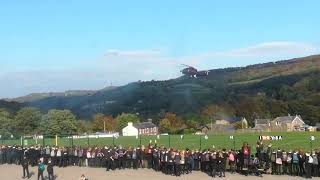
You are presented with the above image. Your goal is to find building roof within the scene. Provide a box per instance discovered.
[210,124,235,132]
[134,122,157,129]
[254,124,269,130]
[214,116,242,123]
[274,115,301,123]
[255,119,271,125]
[197,124,209,130]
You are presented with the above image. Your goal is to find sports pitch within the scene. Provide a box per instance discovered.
[2,132,319,151]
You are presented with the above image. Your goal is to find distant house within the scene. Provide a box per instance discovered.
[254,115,305,132]
[215,117,242,125]
[135,121,158,135]
[241,118,249,129]
[254,119,272,131]
[207,116,244,133]
[215,119,231,125]
[315,123,320,131]
[196,125,210,134]
[273,115,305,131]
[122,120,158,136]
[122,122,138,136]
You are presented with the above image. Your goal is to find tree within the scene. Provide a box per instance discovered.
[164,112,183,128]
[77,120,92,134]
[40,109,78,135]
[159,118,172,133]
[91,113,116,132]
[115,113,140,131]
[0,109,13,138]
[14,107,42,135]
[159,112,184,133]
[201,104,223,118]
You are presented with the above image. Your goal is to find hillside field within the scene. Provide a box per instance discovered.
[2,132,320,151]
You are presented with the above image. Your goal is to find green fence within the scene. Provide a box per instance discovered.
[0,132,319,151]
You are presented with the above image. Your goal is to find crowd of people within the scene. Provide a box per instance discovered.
[0,140,319,179]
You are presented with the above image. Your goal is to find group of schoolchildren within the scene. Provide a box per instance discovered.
[0,141,320,179]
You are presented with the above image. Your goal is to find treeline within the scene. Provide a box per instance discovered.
[0,104,233,138]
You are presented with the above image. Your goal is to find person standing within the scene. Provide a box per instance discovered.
[194,150,200,171]
[210,151,217,177]
[21,156,30,179]
[217,151,225,177]
[37,159,45,180]
[229,150,236,174]
[47,158,54,180]
[305,152,313,179]
[275,148,283,175]
[242,143,250,171]
[287,151,293,176]
[312,152,319,177]
[292,151,300,176]
[132,148,138,169]
[173,150,181,176]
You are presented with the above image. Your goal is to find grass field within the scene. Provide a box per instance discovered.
[1,132,319,151]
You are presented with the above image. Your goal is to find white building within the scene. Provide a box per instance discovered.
[122,121,158,136]
[122,122,139,136]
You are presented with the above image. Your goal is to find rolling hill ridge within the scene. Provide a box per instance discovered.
[5,55,320,125]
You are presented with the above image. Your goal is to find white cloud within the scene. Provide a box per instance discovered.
[104,48,162,58]
[219,41,317,57]
[101,41,318,65]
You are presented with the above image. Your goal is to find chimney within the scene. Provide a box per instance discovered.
[128,122,133,126]
[288,113,291,117]
[148,118,152,123]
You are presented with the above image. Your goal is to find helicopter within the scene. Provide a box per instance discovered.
[180,64,209,78]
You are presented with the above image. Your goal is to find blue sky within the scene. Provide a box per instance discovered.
[0,1,319,98]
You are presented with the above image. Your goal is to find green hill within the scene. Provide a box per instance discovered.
[9,55,320,125]
[0,100,25,114]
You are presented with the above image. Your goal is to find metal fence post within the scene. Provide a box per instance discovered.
[113,135,115,146]
[42,135,45,146]
[71,135,74,147]
[87,135,90,146]
[199,135,202,150]
[168,134,171,148]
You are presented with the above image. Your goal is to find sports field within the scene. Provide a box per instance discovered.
[1,132,319,151]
